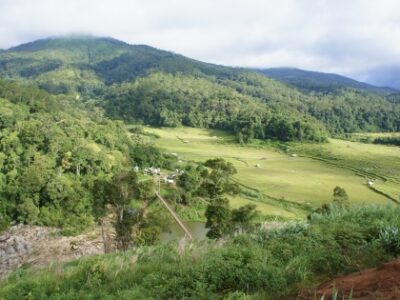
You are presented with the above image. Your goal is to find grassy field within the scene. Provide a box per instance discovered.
[350,132,400,139]
[289,138,400,198]
[141,127,399,218]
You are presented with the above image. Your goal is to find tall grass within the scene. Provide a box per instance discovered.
[1,205,399,299]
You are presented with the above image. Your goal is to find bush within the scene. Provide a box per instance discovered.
[1,205,400,299]
[378,226,400,256]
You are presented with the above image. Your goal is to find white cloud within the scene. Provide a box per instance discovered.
[1,0,400,76]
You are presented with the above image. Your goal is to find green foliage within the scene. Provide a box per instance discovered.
[102,72,328,142]
[378,226,400,256]
[176,164,204,204]
[231,204,258,232]
[205,201,259,239]
[373,136,400,146]
[176,158,239,203]
[205,196,232,239]
[333,186,349,206]
[1,205,400,299]
[94,170,158,250]
[202,158,238,198]
[0,79,166,234]
[2,37,399,143]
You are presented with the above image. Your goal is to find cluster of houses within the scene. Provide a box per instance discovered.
[136,166,184,185]
[163,169,184,184]
[144,166,161,176]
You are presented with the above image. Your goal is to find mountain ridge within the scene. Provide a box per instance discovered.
[1,36,394,93]
[259,67,396,94]
[0,36,399,140]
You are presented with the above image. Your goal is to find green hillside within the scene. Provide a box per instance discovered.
[1,36,400,300]
[0,79,174,234]
[141,126,400,212]
[1,36,400,142]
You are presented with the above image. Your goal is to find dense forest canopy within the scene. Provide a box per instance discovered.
[0,79,171,234]
[0,78,256,238]
[1,36,399,143]
[102,73,327,142]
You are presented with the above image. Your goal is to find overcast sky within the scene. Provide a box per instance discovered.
[1,0,400,78]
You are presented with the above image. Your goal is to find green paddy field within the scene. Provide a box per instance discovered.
[141,127,400,219]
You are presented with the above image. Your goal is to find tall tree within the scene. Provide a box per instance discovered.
[205,196,232,239]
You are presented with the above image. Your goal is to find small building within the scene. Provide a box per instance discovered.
[145,167,161,176]
[163,176,175,184]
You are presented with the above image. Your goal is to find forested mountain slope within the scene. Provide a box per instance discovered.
[0,79,169,234]
[1,36,400,141]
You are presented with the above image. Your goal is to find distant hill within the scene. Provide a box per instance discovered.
[1,36,400,138]
[258,67,396,94]
[356,65,400,90]
[0,36,240,93]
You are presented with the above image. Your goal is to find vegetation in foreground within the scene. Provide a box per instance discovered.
[1,204,399,299]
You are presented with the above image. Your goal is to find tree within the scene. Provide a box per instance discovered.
[94,170,156,251]
[333,186,349,206]
[201,158,238,198]
[205,197,232,239]
[231,204,258,233]
[177,165,203,204]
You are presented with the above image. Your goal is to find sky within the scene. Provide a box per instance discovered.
[1,0,400,80]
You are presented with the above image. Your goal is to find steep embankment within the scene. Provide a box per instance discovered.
[317,259,400,299]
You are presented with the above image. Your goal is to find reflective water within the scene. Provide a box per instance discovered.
[160,221,208,242]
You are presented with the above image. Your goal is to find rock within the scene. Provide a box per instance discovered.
[4,245,15,255]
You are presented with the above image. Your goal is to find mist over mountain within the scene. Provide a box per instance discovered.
[1,36,400,141]
[259,67,397,94]
[355,65,400,90]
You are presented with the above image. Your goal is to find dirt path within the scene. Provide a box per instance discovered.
[316,259,400,300]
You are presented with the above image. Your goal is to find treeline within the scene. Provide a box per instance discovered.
[103,73,327,143]
[373,136,400,146]
[102,72,400,142]
[217,72,400,134]
[0,79,171,234]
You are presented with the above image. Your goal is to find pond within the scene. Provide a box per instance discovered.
[160,221,208,242]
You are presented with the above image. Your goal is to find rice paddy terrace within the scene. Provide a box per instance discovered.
[140,127,400,219]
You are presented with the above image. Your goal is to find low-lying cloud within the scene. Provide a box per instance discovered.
[1,0,400,78]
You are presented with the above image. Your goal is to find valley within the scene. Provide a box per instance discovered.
[140,126,399,219]
[1,35,400,299]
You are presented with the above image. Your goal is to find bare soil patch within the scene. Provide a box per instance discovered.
[317,259,400,300]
